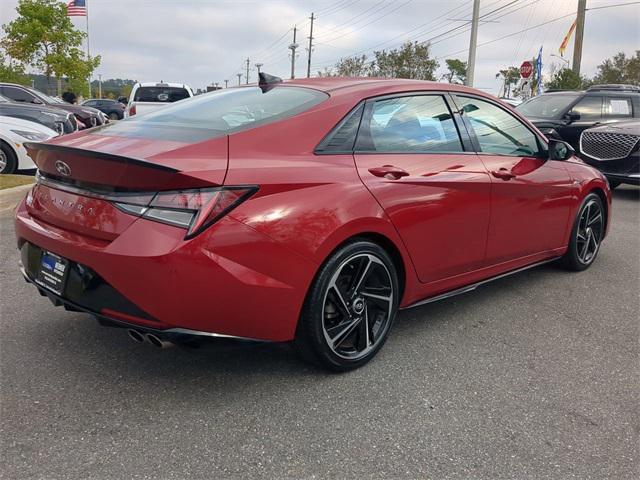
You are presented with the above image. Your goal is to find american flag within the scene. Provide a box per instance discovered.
[66,0,87,17]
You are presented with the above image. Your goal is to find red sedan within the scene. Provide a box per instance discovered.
[15,75,611,371]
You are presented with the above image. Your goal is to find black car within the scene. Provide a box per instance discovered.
[0,94,77,134]
[517,84,640,156]
[81,98,125,120]
[580,119,640,188]
[0,82,105,128]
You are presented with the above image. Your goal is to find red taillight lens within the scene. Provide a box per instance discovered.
[129,104,136,116]
[113,186,257,238]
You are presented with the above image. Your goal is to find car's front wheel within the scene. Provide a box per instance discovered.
[559,193,605,271]
[295,240,399,371]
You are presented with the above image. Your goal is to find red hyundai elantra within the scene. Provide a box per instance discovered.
[15,75,611,370]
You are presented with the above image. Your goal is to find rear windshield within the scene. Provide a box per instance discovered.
[516,94,580,118]
[100,86,328,142]
[134,86,191,103]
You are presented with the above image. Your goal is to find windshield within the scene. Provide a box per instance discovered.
[100,86,328,142]
[0,94,9,103]
[516,94,579,118]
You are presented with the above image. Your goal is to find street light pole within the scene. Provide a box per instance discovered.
[237,73,242,86]
[98,73,102,98]
[466,0,480,87]
[255,63,263,74]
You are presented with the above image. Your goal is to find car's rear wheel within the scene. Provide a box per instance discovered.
[108,112,120,120]
[559,193,605,271]
[295,240,399,371]
[0,142,18,174]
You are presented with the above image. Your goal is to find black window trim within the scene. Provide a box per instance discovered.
[314,101,366,154]
[450,93,548,159]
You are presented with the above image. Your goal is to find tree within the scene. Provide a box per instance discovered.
[442,58,467,84]
[372,42,439,80]
[592,50,639,86]
[333,54,371,77]
[0,51,30,85]
[1,0,100,94]
[495,66,520,97]
[329,42,439,80]
[545,67,586,90]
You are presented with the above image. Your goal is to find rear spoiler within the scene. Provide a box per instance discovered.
[24,142,211,191]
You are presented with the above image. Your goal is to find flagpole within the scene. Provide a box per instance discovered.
[86,0,91,98]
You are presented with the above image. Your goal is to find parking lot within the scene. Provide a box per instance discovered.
[0,186,638,479]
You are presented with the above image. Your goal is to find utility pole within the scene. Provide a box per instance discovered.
[255,63,263,74]
[98,73,102,98]
[245,58,250,84]
[224,79,229,88]
[572,0,587,75]
[237,73,242,86]
[306,13,315,78]
[289,26,299,79]
[466,0,480,87]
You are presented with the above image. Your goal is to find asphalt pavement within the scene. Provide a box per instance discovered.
[1,186,638,480]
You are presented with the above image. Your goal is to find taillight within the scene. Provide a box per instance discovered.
[129,104,136,116]
[113,186,257,238]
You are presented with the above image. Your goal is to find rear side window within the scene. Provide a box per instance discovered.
[358,95,463,153]
[458,96,540,156]
[604,97,633,118]
[134,86,191,103]
[101,86,328,142]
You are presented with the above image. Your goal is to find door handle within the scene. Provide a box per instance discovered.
[368,165,410,180]
[491,168,516,180]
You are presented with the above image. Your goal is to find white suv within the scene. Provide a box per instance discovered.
[125,82,194,117]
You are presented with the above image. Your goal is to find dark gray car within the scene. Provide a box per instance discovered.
[0,94,77,134]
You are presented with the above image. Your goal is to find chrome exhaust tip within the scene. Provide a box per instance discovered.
[127,329,145,344]
[145,333,174,349]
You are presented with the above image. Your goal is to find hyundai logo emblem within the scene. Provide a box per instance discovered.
[54,160,71,177]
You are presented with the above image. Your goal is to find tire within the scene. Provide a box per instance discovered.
[295,239,399,372]
[108,112,120,120]
[559,193,605,271]
[0,141,18,174]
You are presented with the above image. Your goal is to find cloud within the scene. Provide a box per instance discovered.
[1,0,638,93]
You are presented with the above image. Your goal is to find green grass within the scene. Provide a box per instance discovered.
[0,175,35,190]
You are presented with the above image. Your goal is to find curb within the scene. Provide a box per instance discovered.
[0,183,34,217]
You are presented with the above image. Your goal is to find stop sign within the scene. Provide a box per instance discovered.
[520,61,533,79]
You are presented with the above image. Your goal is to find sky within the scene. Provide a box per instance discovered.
[1,0,639,94]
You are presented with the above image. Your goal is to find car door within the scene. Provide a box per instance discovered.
[452,95,575,265]
[559,95,603,152]
[353,93,491,284]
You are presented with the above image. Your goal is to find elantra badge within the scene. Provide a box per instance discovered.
[54,160,71,176]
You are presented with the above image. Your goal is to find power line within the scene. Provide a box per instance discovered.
[587,1,640,11]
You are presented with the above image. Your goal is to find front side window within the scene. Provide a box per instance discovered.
[360,95,463,153]
[459,97,540,156]
[1,86,36,103]
[569,96,602,120]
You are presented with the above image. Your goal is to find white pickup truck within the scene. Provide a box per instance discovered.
[125,82,194,117]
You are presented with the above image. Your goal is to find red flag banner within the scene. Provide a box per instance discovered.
[559,20,577,57]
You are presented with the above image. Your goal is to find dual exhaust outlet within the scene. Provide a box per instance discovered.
[127,329,173,348]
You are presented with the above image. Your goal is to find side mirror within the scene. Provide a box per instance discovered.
[31,98,43,105]
[565,111,580,123]
[548,138,575,161]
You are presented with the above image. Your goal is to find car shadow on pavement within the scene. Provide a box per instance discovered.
[612,185,639,201]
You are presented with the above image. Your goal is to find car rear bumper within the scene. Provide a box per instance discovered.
[14,198,318,342]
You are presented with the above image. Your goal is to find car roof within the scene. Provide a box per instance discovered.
[136,82,191,88]
[254,77,504,103]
